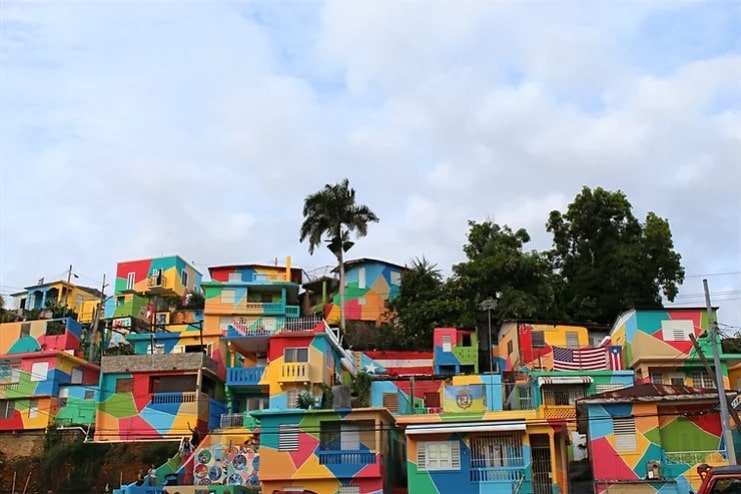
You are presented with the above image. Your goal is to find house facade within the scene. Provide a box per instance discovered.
[607,308,737,389]
[306,258,405,326]
[578,384,734,494]
[255,407,398,494]
[12,279,104,323]
[0,318,100,431]
[107,255,202,320]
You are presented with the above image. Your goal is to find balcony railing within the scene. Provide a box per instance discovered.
[226,366,265,386]
[244,302,285,315]
[281,316,322,333]
[318,450,376,465]
[219,411,261,429]
[470,466,526,482]
[150,391,207,405]
[147,275,167,288]
[537,405,576,420]
[0,383,19,392]
[285,305,300,317]
[280,362,310,382]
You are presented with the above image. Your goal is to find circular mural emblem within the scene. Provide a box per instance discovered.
[456,388,472,409]
[197,450,212,464]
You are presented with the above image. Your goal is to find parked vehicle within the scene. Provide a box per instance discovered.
[692,464,741,494]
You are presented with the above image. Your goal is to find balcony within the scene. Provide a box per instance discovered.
[219,411,260,429]
[318,450,377,466]
[244,302,287,315]
[147,274,167,289]
[150,391,207,405]
[537,405,576,420]
[226,366,265,387]
[280,362,310,383]
[470,466,526,482]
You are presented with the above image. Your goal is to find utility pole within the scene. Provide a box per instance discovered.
[704,278,736,465]
[88,273,108,362]
[62,264,73,311]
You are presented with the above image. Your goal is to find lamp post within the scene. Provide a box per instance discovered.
[479,293,502,410]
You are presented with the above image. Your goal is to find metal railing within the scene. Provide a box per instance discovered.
[226,366,265,385]
[470,466,526,482]
[318,450,376,465]
[147,275,167,288]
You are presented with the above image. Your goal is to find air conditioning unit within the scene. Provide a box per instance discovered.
[647,460,662,480]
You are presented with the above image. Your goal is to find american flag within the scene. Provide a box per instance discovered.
[552,346,609,371]
[608,345,623,371]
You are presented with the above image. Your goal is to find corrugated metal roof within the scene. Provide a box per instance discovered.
[578,383,736,404]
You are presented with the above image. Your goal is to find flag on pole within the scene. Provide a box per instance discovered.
[608,345,624,371]
[553,346,609,371]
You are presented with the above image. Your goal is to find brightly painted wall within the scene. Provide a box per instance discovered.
[433,328,478,375]
[584,400,728,494]
[256,408,395,494]
[608,309,733,388]
[371,374,504,415]
[261,331,343,409]
[496,322,594,372]
[56,384,98,425]
[361,350,434,376]
[1,318,83,355]
[94,370,210,441]
[0,352,99,430]
[114,255,202,298]
[396,410,563,494]
[325,260,404,325]
[16,280,102,322]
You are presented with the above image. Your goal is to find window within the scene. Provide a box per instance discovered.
[286,389,299,409]
[709,479,741,494]
[442,335,452,352]
[245,397,268,411]
[470,433,523,468]
[390,271,402,285]
[0,400,15,419]
[596,384,626,394]
[146,343,165,355]
[383,393,399,413]
[284,348,309,363]
[278,424,300,451]
[20,322,30,338]
[228,272,242,282]
[542,386,585,406]
[669,372,685,386]
[10,365,21,384]
[357,296,366,306]
[507,340,513,355]
[181,269,189,288]
[126,272,136,290]
[358,267,366,289]
[691,371,716,388]
[613,417,637,451]
[417,441,461,471]
[661,319,694,341]
[76,295,84,307]
[84,390,94,400]
[532,331,545,348]
[566,331,579,348]
[115,378,134,393]
[28,399,38,418]
[320,421,362,451]
[221,290,235,304]
[71,368,83,384]
[30,362,48,382]
[649,372,663,384]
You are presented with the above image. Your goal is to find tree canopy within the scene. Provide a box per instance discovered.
[380,186,685,350]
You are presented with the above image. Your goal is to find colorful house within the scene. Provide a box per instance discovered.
[433,327,479,376]
[254,407,399,494]
[107,255,202,320]
[577,384,735,494]
[12,279,104,323]
[0,318,100,431]
[495,321,613,373]
[93,318,228,441]
[607,308,740,389]
[306,258,405,326]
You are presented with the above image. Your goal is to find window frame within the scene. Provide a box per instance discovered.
[417,440,461,472]
[284,347,309,363]
[531,331,546,348]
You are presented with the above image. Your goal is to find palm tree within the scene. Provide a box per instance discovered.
[300,178,379,338]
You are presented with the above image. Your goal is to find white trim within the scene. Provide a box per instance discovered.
[406,421,526,435]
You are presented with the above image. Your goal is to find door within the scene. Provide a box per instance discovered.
[531,434,552,494]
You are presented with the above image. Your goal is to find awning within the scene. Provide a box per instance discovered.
[405,420,526,435]
[538,376,593,386]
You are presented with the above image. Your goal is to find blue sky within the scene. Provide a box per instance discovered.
[0,0,739,327]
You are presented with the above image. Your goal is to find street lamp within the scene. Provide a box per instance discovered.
[479,292,502,375]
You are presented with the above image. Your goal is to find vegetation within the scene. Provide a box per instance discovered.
[184,291,205,310]
[296,391,318,409]
[352,371,373,407]
[367,186,685,351]
[300,178,379,338]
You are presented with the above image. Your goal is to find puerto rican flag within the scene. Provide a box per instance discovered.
[608,345,623,371]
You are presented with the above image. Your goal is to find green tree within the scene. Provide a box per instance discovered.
[299,178,379,338]
[547,186,685,323]
[387,257,468,350]
[452,220,560,322]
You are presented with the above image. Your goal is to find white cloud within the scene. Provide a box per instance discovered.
[0,0,739,326]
